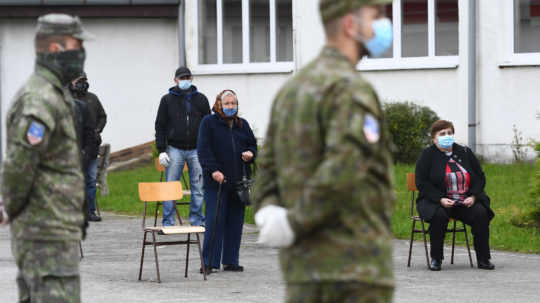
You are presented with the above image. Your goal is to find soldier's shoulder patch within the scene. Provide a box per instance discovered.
[26,121,45,145]
[363,114,380,144]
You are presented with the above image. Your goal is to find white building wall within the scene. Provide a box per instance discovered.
[476,1,540,162]
[0,1,538,162]
[0,17,179,152]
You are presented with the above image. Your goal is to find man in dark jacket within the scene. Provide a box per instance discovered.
[70,72,107,222]
[155,67,211,226]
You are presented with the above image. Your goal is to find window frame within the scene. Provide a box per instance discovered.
[191,0,294,75]
[358,0,459,71]
[500,0,540,67]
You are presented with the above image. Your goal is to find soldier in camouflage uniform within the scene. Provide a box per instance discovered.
[1,14,93,303]
[253,1,395,302]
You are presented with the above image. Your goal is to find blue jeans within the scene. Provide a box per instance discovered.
[86,158,98,213]
[163,146,204,226]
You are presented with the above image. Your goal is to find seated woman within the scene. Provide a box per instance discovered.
[415,120,495,271]
[197,89,257,274]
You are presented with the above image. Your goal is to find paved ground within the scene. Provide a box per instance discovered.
[1,213,540,303]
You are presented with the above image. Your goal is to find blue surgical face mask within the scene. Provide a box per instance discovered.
[438,135,455,149]
[223,107,238,117]
[361,18,393,57]
[178,80,192,90]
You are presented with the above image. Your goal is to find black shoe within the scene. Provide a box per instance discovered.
[478,260,495,270]
[88,213,102,222]
[223,264,244,272]
[430,259,442,271]
[200,265,217,275]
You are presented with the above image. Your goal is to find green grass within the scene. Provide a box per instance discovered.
[99,161,540,253]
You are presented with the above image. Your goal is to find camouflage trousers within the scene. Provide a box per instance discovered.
[285,282,393,303]
[11,238,81,303]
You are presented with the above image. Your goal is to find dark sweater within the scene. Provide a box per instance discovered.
[197,114,257,190]
[415,143,495,222]
[155,85,211,152]
[74,91,107,159]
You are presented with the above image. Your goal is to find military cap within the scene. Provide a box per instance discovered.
[36,13,94,40]
[319,0,392,23]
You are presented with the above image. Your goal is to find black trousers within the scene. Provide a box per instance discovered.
[429,203,491,262]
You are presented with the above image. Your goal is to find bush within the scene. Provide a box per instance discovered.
[383,101,440,164]
[512,143,540,228]
[529,144,540,216]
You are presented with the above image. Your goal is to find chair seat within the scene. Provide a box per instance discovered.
[144,226,205,234]
[183,190,191,196]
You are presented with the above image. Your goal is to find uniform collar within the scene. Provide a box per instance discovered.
[320,46,357,70]
[35,64,64,91]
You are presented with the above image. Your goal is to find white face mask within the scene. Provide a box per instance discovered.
[178,80,192,90]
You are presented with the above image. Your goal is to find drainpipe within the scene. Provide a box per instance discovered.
[178,0,186,67]
[467,0,477,153]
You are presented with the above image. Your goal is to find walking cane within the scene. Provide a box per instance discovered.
[206,182,224,275]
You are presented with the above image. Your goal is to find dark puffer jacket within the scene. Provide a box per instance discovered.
[197,114,257,190]
[415,143,495,222]
[155,85,211,152]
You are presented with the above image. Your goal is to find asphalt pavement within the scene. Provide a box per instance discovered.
[1,214,539,303]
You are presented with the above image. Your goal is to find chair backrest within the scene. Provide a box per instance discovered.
[406,173,417,192]
[406,173,418,218]
[139,181,183,202]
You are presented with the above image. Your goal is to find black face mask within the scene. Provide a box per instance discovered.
[36,48,86,85]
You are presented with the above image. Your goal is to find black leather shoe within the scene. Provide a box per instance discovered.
[478,260,495,270]
[223,264,244,272]
[430,259,442,271]
[200,265,217,275]
[88,213,102,222]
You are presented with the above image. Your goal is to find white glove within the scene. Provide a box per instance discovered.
[158,152,170,167]
[0,205,8,226]
[255,205,295,248]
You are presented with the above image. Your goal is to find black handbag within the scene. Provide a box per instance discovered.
[235,163,255,205]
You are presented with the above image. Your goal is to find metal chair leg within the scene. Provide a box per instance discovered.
[463,223,474,267]
[185,233,191,278]
[451,220,457,265]
[408,219,416,267]
[152,231,161,283]
[196,233,207,281]
[79,241,84,260]
[421,220,430,268]
[138,231,148,281]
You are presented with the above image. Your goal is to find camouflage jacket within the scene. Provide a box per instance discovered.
[253,47,395,286]
[2,64,85,241]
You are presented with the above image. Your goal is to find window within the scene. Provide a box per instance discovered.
[501,0,540,66]
[360,0,459,71]
[514,0,540,54]
[193,0,294,74]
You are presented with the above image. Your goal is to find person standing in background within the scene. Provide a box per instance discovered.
[70,72,106,222]
[155,67,211,226]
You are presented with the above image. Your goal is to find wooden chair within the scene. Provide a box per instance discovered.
[137,181,207,283]
[406,173,474,268]
[155,158,191,195]
[154,158,191,223]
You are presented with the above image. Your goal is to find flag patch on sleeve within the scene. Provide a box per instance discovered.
[26,121,45,145]
[363,114,380,143]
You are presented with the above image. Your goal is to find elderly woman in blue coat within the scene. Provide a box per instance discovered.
[197,89,257,274]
